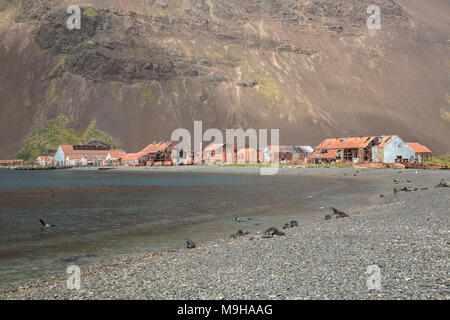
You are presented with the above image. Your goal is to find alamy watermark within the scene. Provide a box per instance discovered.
[66,5,81,30]
[66,265,81,290]
[366,265,382,290]
[367,5,381,30]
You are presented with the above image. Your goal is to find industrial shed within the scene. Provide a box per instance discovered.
[310,136,419,164]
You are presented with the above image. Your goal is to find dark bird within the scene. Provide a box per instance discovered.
[186,238,196,249]
[330,207,348,218]
[40,218,56,228]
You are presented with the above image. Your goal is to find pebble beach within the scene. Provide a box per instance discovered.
[0,168,449,300]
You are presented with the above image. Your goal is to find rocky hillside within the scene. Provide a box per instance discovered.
[0,0,449,158]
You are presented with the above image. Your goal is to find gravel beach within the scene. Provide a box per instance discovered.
[1,168,449,300]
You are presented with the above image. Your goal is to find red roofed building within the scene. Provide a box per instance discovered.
[406,143,432,160]
[54,144,125,166]
[0,159,24,167]
[310,136,419,164]
[36,156,54,166]
[121,141,176,166]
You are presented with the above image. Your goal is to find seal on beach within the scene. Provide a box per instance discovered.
[250,231,271,240]
[435,179,449,188]
[264,227,285,236]
[330,207,349,218]
[324,215,332,220]
[290,220,298,227]
[282,223,291,229]
[230,229,250,238]
[39,218,56,228]
[186,238,196,249]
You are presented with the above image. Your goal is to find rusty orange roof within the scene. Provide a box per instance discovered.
[376,136,396,148]
[121,153,143,161]
[310,149,340,159]
[37,156,52,160]
[407,142,432,154]
[315,137,377,150]
[0,159,24,164]
[140,141,174,154]
[108,150,126,158]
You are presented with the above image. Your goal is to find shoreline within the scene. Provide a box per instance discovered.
[0,168,448,299]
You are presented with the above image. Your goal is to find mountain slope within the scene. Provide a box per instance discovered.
[0,0,449,157]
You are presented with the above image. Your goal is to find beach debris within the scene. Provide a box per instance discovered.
[435,179,449,188]
[186,238,196,249]
[324,215,332,220]
[330,207,349,218]
[40,218,56,228]
[421,187,429,190]
[230,229,250,238]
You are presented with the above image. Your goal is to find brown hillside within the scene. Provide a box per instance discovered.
[0,0,449,157]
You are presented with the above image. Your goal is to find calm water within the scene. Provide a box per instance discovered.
[0,168,376,285]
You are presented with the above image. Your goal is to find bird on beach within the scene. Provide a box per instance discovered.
[40,218,56,228]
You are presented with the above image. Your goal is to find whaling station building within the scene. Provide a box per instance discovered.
[308,135,429,164]
[20,134,432,168]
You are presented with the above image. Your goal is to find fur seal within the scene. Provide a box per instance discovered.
[230,229,250,238]
[330,207,349,218]
[324,215,332,220]
[435,179,449,188]
[186,238,196,249]
[290,220,298,227]
[282,223,291,229]
[264,227,285,236]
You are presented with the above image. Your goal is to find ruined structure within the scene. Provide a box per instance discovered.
[310,136,420,164]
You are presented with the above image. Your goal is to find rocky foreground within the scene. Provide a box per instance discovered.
[1,170,449,300]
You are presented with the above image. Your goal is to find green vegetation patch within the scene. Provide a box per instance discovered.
[424,156,450,167]
[15,114,116,161]
[139,87,156,103]
[80,4,98,18]
[258,76,282,100]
